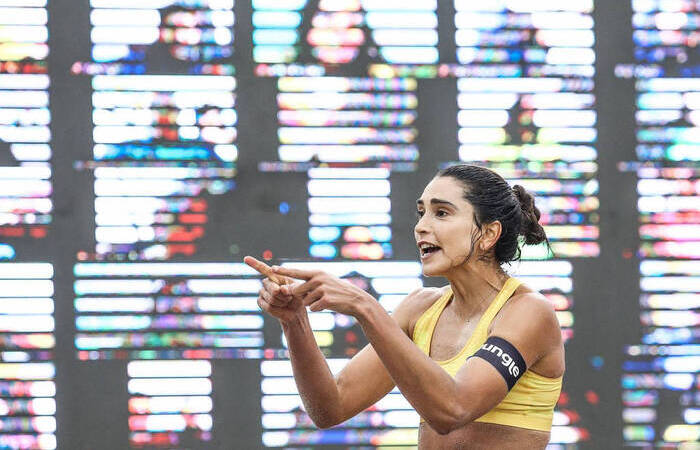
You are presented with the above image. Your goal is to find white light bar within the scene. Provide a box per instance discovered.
[128,378,212,396]
[74,262,257,277]
[128,360,212,378]
[0,280,53,297]
[0,263,53,278]
[92,75,236,91]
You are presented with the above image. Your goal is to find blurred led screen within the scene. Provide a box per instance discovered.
[0,0,695,448]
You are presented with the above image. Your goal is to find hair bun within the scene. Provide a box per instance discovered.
[512,185,547,245]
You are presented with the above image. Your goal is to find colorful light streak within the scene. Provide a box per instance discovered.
[0,1,51,248]
[127,360,213,443]
[452,2,597,445]
[73,2,243,446]
[83,0,238,259]
[277,78,417,260]
[253,0,438,74]
[623,0,700,446]
[0,263,55,449]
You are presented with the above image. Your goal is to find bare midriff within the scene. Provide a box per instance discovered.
[418,421,550,449]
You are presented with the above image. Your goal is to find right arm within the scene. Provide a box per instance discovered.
[281,311,394,428]
[248,255,435,428]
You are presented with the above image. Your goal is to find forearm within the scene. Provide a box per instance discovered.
[356,302,466,433]
[281,312,342,428]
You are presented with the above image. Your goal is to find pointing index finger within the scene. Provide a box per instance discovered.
[271,266,318,281]
[243,255,284,285]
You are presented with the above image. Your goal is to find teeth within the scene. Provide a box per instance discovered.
[419,243,439,255]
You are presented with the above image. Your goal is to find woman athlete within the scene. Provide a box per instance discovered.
[245,164,565,449]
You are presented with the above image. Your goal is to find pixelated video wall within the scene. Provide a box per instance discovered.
[0,0,696,448]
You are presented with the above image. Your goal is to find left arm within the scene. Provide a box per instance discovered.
[271,266,561,435]
[356,295,560,434]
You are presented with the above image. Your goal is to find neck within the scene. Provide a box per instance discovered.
[444,260,509,318]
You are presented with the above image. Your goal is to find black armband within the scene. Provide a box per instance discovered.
[471,336,526,390]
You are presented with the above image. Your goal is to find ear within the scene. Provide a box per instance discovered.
[479,220,502,253]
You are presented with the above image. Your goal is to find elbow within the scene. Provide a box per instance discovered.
[429,418,460,436]
[429,422,454,436]
[309,412,342,430]
[425,407,474,435]
[312,418,338,430]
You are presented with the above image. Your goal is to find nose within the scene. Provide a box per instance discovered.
[414,214,428,237]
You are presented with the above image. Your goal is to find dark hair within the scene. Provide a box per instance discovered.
[436,164,549,264]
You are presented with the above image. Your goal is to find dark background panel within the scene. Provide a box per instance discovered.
[26,0,649,448]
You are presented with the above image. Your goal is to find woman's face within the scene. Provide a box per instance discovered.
[414,176,479,276]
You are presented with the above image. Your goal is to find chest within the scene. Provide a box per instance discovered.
[428,307,484,361]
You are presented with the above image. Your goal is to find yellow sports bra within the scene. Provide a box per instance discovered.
[412,277,562,432]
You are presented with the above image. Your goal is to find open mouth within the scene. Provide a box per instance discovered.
[420,245,441,257]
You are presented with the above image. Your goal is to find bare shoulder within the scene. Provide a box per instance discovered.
[392,286,447,336]
[491,285,561,347]
[502,290,557,322]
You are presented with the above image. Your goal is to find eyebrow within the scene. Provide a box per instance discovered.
[416,198,458,208]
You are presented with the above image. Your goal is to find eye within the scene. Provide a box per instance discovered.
[436,209,448,217]
[415,210,424,220]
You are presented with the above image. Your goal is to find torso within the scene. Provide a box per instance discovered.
[418,421,550,450]
[408,282,564,450]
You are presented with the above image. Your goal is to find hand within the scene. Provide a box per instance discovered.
[270,266,374,316]
[244,256,305,324]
